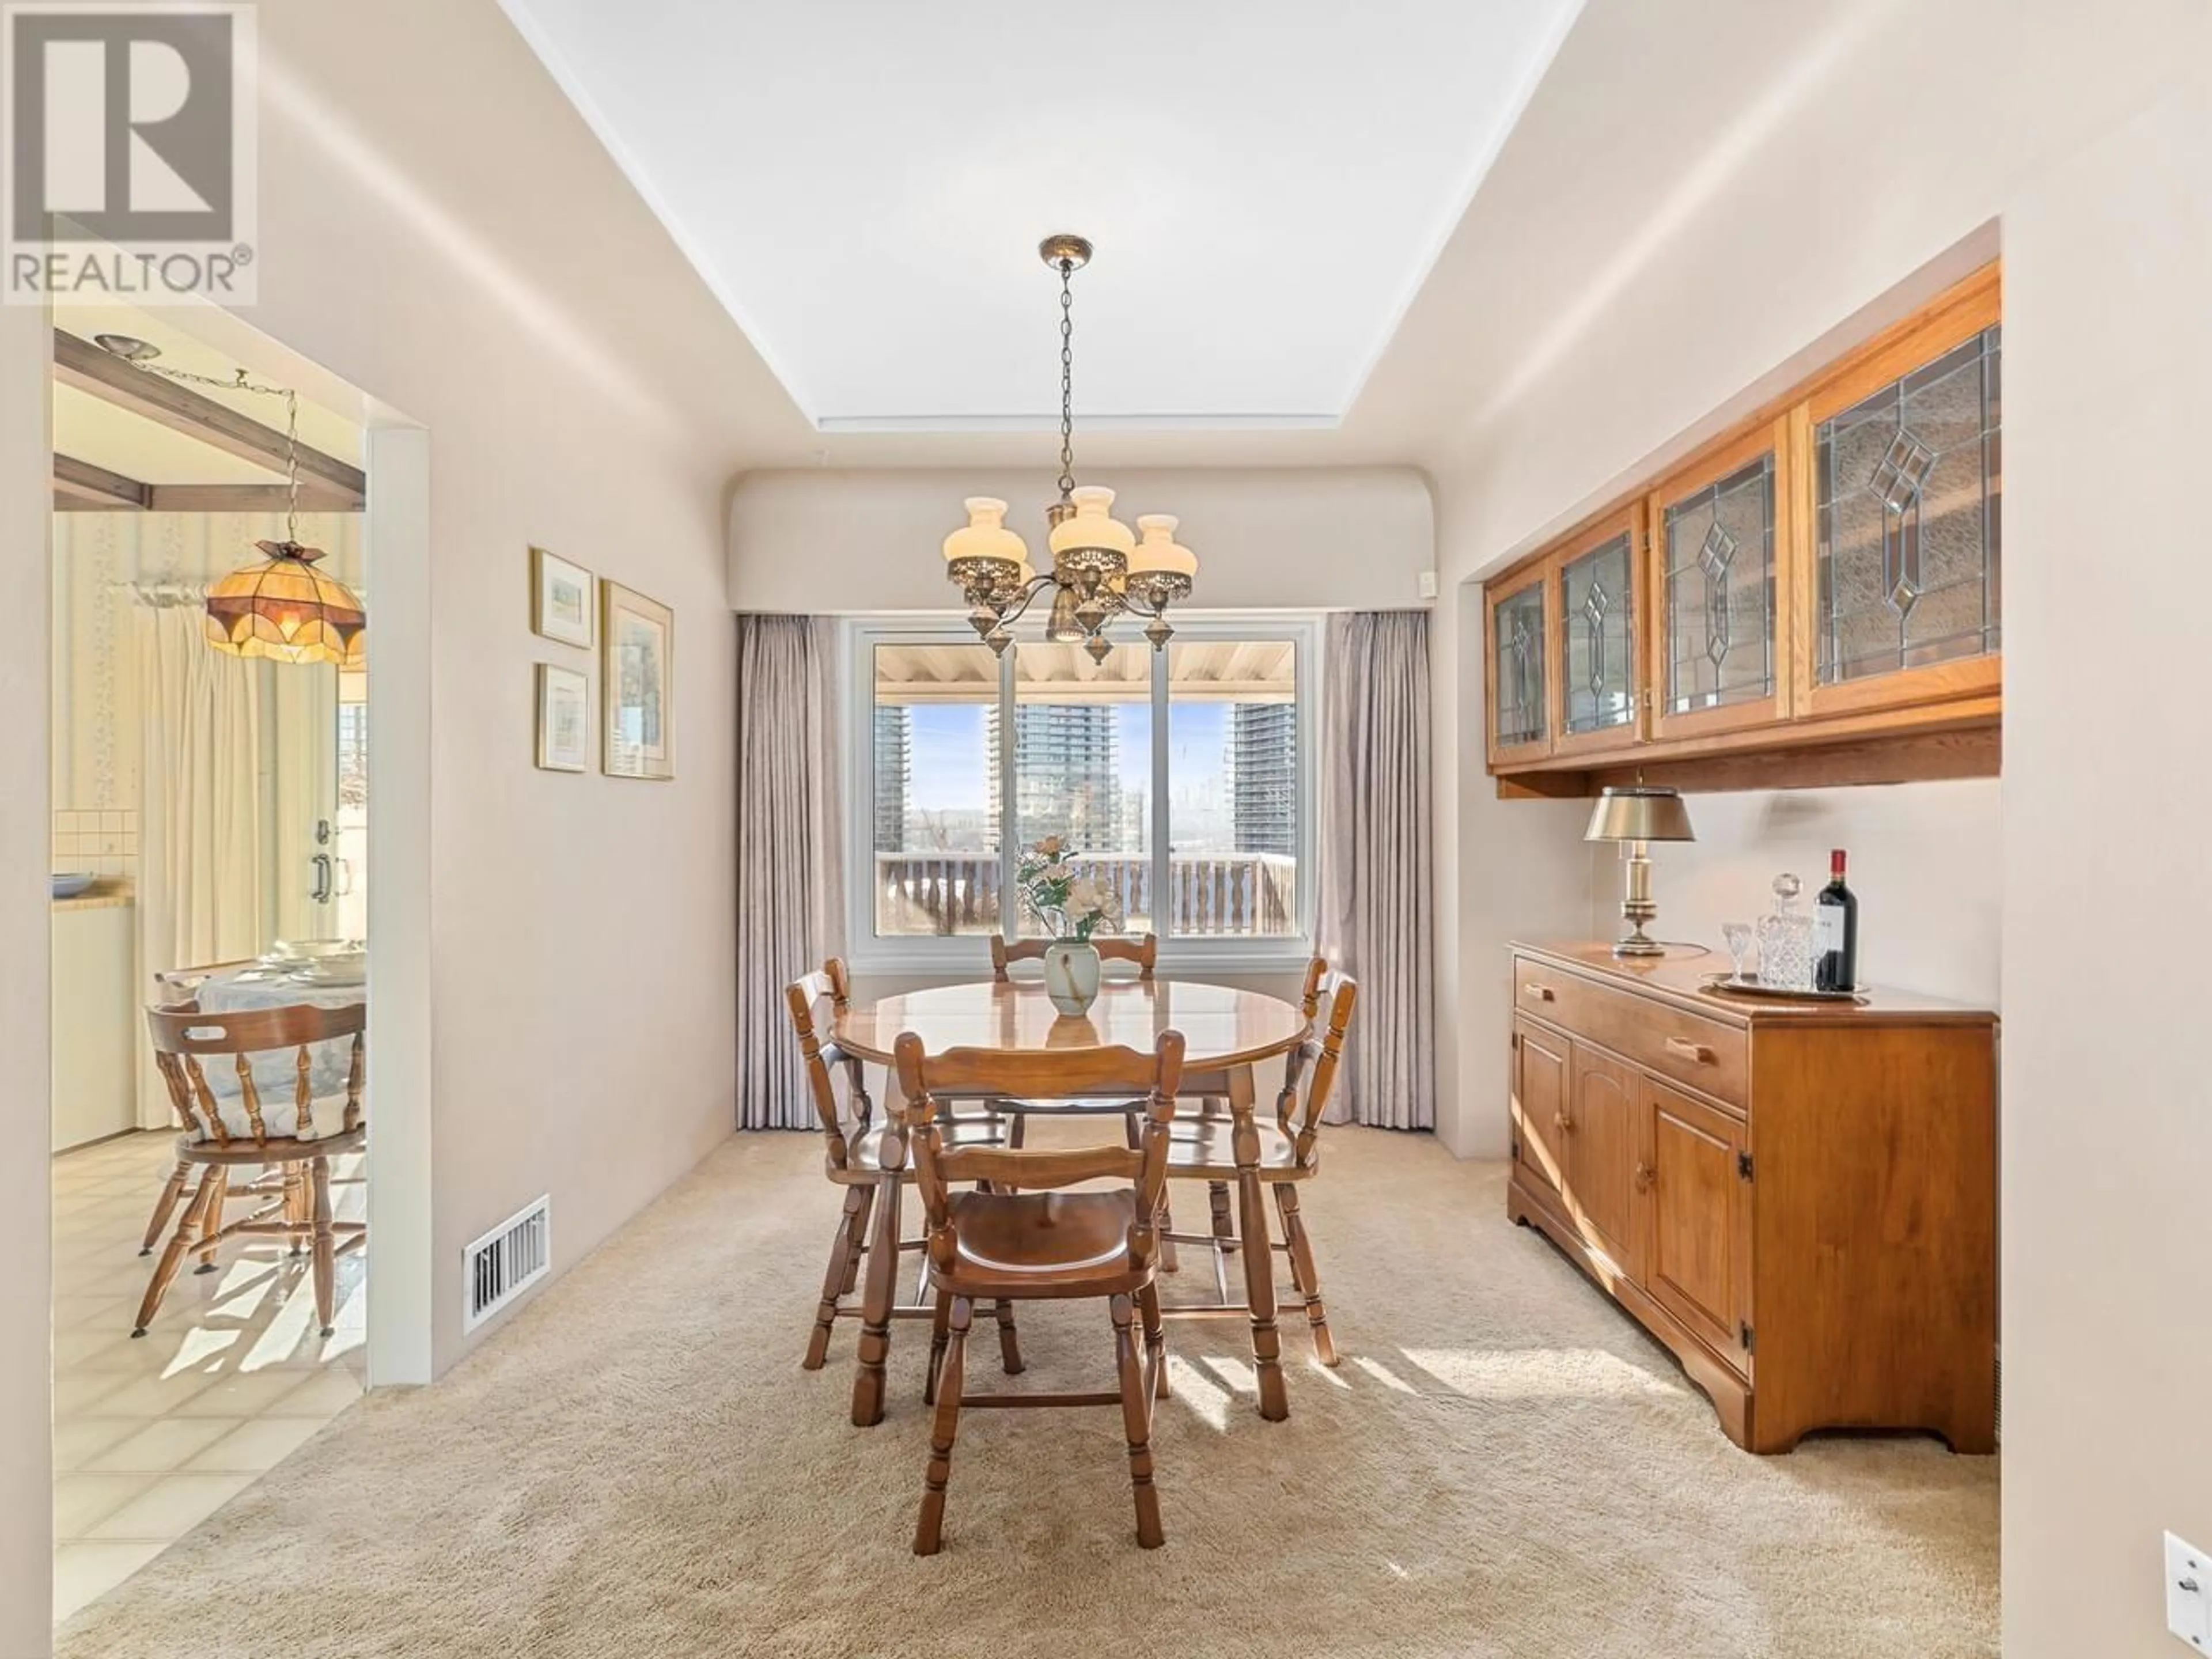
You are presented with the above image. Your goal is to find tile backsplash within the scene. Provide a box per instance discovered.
[52,809,139,887]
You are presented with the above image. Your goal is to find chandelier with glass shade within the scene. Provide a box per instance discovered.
[941,234,1198,660]
[93,335,367,670]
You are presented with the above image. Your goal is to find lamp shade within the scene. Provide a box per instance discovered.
[204,541,366,669]
[942,497,1029,568]
[1128,513,1197,577]
[1047,484,1135,559]
[1584,785,1694,843]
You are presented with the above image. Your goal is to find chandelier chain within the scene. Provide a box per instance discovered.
[127,359,305,543]
[1056,257,1075,502]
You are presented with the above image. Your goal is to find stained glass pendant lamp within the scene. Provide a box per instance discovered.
[94,337,366,668]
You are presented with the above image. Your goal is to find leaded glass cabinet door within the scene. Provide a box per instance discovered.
[1799,272,2002,718]
[1649,419,1789,741]
[1551,507,1643,758]
[1485,564,1552,766]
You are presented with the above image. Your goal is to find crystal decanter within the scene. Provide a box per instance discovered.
[1756,873,1815,992]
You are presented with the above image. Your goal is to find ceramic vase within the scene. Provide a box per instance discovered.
[1042,940,1101,1016]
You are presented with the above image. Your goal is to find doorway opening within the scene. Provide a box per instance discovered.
[46,299,403,1623]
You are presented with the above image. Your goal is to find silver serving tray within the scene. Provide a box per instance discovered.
[1700,972,1866,1004]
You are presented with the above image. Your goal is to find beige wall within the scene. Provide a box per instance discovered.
[1,0,799,1642]
[226,0,771,1373]
[1426,3,2209,1652]
[729,466,1434,614]
[1596,781,2002,1009]
[2,301,59,1657]
[2001,56,2212,1654]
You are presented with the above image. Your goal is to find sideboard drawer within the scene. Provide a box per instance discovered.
[1514,956,1748,1108]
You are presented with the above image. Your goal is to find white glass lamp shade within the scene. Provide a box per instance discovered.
[942,497,1029,569]
[1128,513,1197,577]
[1047,484,1136,558]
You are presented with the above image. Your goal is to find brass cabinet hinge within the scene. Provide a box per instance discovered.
[1740,1321,1755,1353]
[1736,1150,1753,1181]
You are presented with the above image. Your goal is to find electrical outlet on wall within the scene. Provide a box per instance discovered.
[2169,1532,2210,1650]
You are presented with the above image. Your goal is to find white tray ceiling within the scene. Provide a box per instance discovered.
[501,0,1581,433]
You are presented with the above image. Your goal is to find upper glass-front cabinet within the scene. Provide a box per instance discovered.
[1799,270,2002,718]
[1477,263,2002,779]
[1486,565,1551,765]
[1650,421,1788,741]
[1555,507,1642,756]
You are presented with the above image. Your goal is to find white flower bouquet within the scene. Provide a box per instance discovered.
[1014,835,1125,941]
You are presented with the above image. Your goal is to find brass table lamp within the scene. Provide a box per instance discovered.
[1585,786,1695,957]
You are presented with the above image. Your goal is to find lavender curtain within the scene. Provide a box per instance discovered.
[1315,611,1435,1129]
[734,615,846,1129]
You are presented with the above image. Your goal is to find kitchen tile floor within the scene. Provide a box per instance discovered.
[50,1130,367,1622]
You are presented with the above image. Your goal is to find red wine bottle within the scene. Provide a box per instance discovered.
[1813,848,1858,992]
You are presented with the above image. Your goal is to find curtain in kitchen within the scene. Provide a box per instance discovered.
[1315,609,1435,1129]
[734,615,846,1128]
[137,601,268,1120]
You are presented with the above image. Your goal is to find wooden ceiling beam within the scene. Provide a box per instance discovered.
[54,453,150,510]
[142,484,363,515]
[52,460,365,515]
[52,329,366,507]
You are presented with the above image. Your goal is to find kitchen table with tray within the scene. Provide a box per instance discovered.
[173,942,367,1102]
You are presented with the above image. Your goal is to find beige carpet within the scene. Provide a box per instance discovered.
[58,1127,1998,1658]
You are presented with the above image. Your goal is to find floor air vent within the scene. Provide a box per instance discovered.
[464,1197,551,1332]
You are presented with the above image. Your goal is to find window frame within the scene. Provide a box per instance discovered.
[843,613,1322,978]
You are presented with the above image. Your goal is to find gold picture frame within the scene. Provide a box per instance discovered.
[534,664,589,772]
[530,546,595,647]
[600,581,673,781]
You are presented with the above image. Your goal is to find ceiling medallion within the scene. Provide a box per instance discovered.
[941,234,1198,661]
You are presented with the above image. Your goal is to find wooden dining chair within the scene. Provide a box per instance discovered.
[895,1029,1185,1555]
[1164,954,1337,1247]
[138,1002,369,1338]
[986,934,1158,1150]
[990,931,1157,982]
[139,961,259,1255]
[785,962,1022,1403]
[1158,963,1358,1366]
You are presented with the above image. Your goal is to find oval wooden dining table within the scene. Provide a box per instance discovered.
[834,977,1312,1427]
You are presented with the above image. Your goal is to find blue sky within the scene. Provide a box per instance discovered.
[906,701,1227,812]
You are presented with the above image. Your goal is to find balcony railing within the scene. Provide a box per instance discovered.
[874,851,1298,938]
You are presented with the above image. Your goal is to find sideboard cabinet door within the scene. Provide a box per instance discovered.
[1567,1043,1644,1281]
[1641,1077,1751,1375]
[1510,1017,1570,1211]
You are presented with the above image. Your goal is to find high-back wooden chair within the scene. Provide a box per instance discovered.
[138,1002,369,1339]
[785,962,1019,1418]
[1159,963,1358,1365]
[894,1029,1185,1555]
[990,931,1157,982]
[986,933,1158,1150]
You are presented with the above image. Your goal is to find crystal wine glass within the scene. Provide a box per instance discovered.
[1720,921,1754,984]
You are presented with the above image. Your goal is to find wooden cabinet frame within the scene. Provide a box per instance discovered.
[1645,415,1798,744]
[1483,559,1554,768]
[1480,262,2002,793]
[1787,266,2003,722]
[1547,504,1647,762]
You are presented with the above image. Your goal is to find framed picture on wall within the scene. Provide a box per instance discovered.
[531,546,596,647]
[601,581,674,781]
[535,664,590,772]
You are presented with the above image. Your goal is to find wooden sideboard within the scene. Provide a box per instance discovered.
[1506,941,1997,1454]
